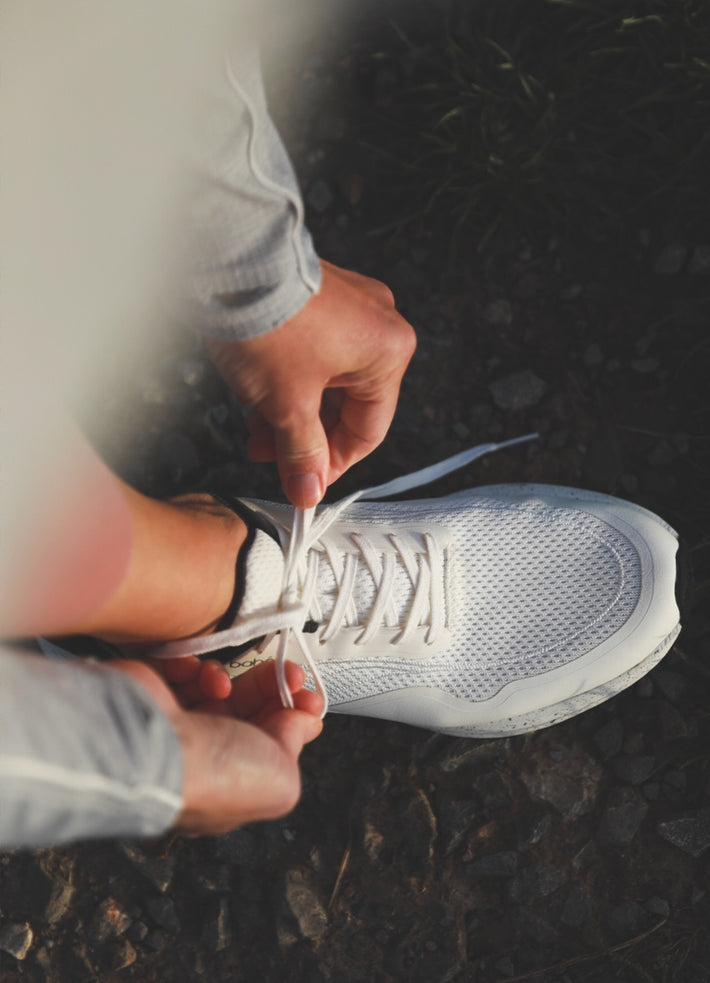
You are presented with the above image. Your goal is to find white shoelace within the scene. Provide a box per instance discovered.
[151,435,537,716]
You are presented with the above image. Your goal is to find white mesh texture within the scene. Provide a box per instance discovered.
[306,497,641,705]
[239,530,284,619]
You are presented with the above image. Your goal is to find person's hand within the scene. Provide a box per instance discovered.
[207,260,416,508]
[110,658,323,834]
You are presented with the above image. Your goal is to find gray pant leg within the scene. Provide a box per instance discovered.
[0,647,182,848]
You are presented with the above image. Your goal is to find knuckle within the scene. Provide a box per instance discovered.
[371,280,396,306]
[381,315,417,364]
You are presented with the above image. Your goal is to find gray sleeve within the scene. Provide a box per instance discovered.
[0,647,183,849]
[186,48,322,340]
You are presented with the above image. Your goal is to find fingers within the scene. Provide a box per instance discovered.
[174,709,320,833]
[272,403,329,509]
[207,260,416,505]
[259,707,323,758]
[148,656,232,706]
[228,659,317,718]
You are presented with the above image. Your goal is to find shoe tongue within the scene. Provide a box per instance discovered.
[238,529,285,620]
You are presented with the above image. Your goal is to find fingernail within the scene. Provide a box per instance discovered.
[286,473,322,507]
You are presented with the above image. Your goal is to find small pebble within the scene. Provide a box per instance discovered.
[0,922,33,960]
[307,179,334,213]
[489,370,547,411]
[657,809,710,857]
[645,896,670,919]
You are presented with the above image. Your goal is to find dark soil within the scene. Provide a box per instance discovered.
[1,4,709,981]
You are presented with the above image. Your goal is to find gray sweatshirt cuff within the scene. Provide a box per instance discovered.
[0,649,183,849]
[187,49,321,340]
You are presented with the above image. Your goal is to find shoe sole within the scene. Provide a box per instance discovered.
[435,623,680,737]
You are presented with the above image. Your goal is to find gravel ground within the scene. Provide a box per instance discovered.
[2,6,710,982]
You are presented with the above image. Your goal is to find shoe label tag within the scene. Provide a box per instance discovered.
[227,654,272,678]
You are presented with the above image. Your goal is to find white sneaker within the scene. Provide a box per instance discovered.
[152,438,680,737]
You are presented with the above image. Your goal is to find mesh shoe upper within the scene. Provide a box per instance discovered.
[241,490,645,707]
[150,438,679,736]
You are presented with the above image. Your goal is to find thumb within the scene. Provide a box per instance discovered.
[261,708,324,758]
[274,406,330,508]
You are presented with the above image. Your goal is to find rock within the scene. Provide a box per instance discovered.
[410,945,461,983]
[654,243,687,275]
[516,908,558,944]
[495,956,515,977]
[516,806,553,847]
[201,897,232,953]
[108,939,137,971]
[483,299,513,326]
[593,718,624,760]
[571,841,596,873]
[307,179,334,213]
[561,884,591,928]
[520,743,603,820]
[657,809,710,857]
[609,900,647,939]
[399,788,438,873]
[89,898,132,945]
[663,770,688,797]
[0,921,33,960]
[62,945,98,982]
[643,783,661,801]
[653,670,687,703]
[598,787,648,845]
[118,843,175,893]
[189,862,232,894]
[284,868,328,941]
[126,921,149,944]
[645,896,670,919]
[472,771,512,812]
[612,755,656,785]
[510,864,565,905]
[437,798,479,856]
[466,852,518,879]
[363,819,386,863]
[489,370,547,411]
[689,244,710,275]
[144,896,180,933]
[660,701,688,740]
[22,858,75,925]
[144,929,167,951]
